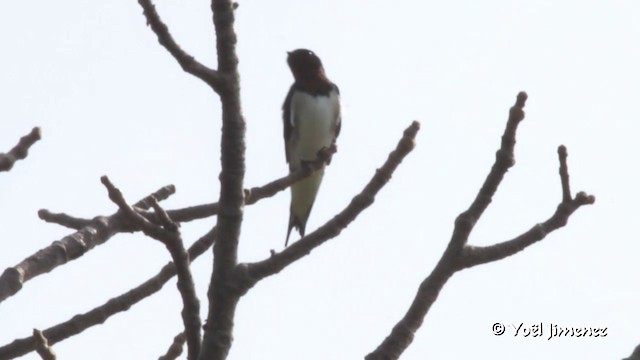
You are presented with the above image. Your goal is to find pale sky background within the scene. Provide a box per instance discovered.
[1,1,638,359]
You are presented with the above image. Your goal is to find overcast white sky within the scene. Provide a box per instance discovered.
[1,1,639,359]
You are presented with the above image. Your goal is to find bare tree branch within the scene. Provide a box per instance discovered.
[245,121,420,281]
[558,145,572,202]
[158,333,186,360]
[244,146,335,206]
[0,228,216,360]
[0,127,41,172]
[32,330,55,360]
[365,92,595,360]
[101,176,201,360]
[137,0,222,91]
[198,1,245,359]
[453,92,528,248]
[138,153,333,224]
[37,209,92,229]
[0,184,175,304]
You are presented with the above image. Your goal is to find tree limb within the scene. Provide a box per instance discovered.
[101,176,201,360]
[365,92,595,360]
[199,1,245,359]
[137,0,222,91]
[0,185,175,303]
[0,228,216,360]
[245,121,419,282]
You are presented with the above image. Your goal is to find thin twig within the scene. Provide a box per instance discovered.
[37,210,92,229]
[137,0,222,91]
[0,127,41,172]
[142,156,332,224]
[558,145,572,202]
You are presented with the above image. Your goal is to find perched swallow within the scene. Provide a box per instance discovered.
[283,49,341,246]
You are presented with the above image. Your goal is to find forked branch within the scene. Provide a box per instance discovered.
[0,185,176,304]
[365,93,594,360]
[101,176,201,360]
[138,0,222,91]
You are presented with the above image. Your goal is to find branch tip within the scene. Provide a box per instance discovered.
[516,91,528,106]
[0,126,43,172]
[557,145,572,202]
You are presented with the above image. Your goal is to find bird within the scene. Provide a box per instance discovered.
[282,49,341,247]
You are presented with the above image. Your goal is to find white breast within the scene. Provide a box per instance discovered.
[289,89,340,163]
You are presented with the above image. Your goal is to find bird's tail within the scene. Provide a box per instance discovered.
[285,168,324,247]
[286,204,314,246]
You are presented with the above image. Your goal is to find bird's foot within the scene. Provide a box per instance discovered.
[317,144,337,165]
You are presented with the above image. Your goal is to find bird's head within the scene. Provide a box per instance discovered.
[287,49,325,82]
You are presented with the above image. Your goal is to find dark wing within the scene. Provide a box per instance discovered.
[282,85,296,164]
[333,83,341,139]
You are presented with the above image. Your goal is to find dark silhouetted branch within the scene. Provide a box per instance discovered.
[365,93,595,360]
[459,146,595,268]
[37,210,92,229]
[0,127,41,172]
[246,121,419,282]
[558,145,572,202]
[0,184,175,304]
[198,1,245,359]
[101,176,201,360]
[0,228,216,360]
[32,330,55,360]
[137,154,333,225]
[159,332,186,360]
[137,0,222,91]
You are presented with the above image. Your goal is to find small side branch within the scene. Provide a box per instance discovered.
[32,330,55,360]
[137,0,223,91]
[452,92,527,248]
[244,147,334,206]
[458,146,595,268]
[558,145,572,202]
[138,155,332,225]
[101,176,201,360]
[0,127,41,172]
[158,332,186,360]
